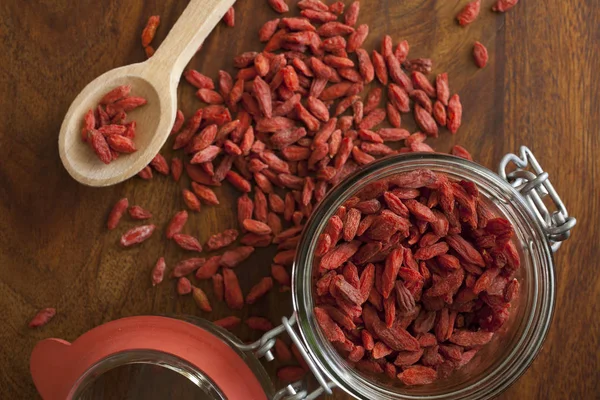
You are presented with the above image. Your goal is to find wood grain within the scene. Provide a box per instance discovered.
[0,0,598,399]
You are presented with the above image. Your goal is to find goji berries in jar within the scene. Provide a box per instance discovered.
[291,150,574,399]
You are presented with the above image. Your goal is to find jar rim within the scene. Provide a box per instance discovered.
[66,315,275,400]
[291,153,556,400]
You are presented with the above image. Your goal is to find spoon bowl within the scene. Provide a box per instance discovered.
[58,0,235,187]
[59,66,171,186]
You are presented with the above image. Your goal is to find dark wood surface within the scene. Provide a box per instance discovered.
[0,0,598,399]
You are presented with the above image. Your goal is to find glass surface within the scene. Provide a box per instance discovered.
[70,316,275,400]
[292,153,555,400]
[74,352,225,400]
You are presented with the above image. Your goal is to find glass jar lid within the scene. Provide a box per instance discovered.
[30,316,274,400]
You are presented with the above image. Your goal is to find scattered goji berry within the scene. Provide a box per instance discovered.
[473,41,489,68]
[214,316,241,330]
[128,205,152,220]
[222,7,235,27]
[151,257,166,286]
[28,308,56,328]
[456,0,481,26]
[141,15,160,47]
[492,0,519,12]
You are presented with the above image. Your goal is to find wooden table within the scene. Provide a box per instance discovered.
[1,0,598,398]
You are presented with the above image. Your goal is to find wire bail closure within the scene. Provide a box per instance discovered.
[498,146,576,252]
[235,313,335,400]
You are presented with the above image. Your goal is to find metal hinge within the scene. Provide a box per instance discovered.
[498,146,576,252]
[235,313,335,400]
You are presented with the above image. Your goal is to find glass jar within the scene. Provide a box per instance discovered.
[292,148,575,399]
[31,147,575,400]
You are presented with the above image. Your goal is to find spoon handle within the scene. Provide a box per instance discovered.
[147,0,236,83]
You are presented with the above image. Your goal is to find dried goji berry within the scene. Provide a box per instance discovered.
[298,0,329,11]
[432,100,447,127]
[107,198,129,230]
[259,19,281,42]
[28,308,56,328]
[246,277,274,304]
[435,73,450,106]
[456,0,481,26]
[100,85,131,105]
[403,58,433,74]
[451,145,473,161]
[220,246,255,268]
[395,40,410,64]
[473,41,489,68]
[166,210,188,239]
[386,55,413,92]
[277,366,306,383]
[87,129,112,164]
[151,257,166,286]
[181,284,205,310]
[246,316,273,331]
[222,6,235,27]
[447,94,462,134]
[268,0,289,13]
[492,0,519,12]
[317,21,355,37]
[128,205,152,220]
[242,219,272,235]
[193,256,221,280]
[173,233,203,252]
[120,225,155,247]
[397,366,437,386]
[214,316,241,330]
[182,189,202,212]
[207,274,223,302]
[223,268,244,310]
[141,15,160,47]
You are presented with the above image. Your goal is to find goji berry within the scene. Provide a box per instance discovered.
[177,277,192,295]
[87,129,112,164]
[107,198,129,230]
[141,15,160,47]
[447,94,463,134]
[456,0,481,26]
[173,233,203,252]
[246,277,274,304]
[473,41,489,68]
[28,308,56,328]
[267,0,289,13]
[492,0,519,12]
[223,268,244,309]
[222,6,235,27]
[128,205,152,220]
[214,316,241,330]
[151,257,166,286]
[120,225,155,247]
[220,246,255,268]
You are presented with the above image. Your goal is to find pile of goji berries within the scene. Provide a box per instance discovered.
[32,0,525,389]
[99,0,525,387]
[313,169,521,385]
[81,86,147,164]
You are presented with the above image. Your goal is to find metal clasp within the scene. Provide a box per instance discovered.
[498,146,576,252]
[234,314,335,400]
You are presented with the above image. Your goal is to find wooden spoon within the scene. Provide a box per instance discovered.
[58,0,235,187]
